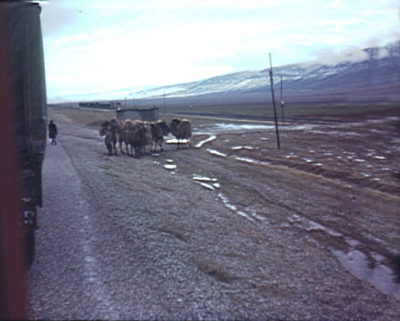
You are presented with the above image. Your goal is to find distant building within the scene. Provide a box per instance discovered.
[78,101,114,109]
[116,107,159,123]
[109,102,122,108]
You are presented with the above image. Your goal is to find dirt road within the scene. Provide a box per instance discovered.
[28,114,400,320]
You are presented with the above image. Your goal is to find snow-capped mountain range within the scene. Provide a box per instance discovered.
[58,42,400,105]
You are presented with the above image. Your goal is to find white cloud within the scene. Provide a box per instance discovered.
[40,0,400,100]
[325,0,348,9]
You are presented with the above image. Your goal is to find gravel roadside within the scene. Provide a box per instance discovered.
[28,122,400,320]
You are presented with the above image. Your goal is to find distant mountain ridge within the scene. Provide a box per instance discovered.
[132,41,400,102]
[57,41,400,104]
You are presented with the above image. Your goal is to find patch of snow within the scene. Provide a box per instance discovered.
[195,135,217,148]
[164,164,177,170]
[207,149,227,157]
[218,193,255,222]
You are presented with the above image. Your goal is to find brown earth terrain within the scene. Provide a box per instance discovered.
[29,106,400,320]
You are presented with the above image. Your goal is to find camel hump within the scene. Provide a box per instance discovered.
[110,117,122,129]
[122,119,136,129]
[180,120,192,138]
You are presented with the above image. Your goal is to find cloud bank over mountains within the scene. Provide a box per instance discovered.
[50,41,400,104]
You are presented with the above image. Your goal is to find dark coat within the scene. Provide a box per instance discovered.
[48,123,57,139]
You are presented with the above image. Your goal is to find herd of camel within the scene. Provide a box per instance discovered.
[99,117,192,158]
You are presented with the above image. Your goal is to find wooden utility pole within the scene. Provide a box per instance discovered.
[163,92,166,117]
[269,53,280,149]
[280,75,285,124]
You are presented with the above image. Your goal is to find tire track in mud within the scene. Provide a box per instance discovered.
[233,153,400,197]
[203,124,398,208]
[198,129,400,297]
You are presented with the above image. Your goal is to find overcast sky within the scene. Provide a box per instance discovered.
[40,0,400,101]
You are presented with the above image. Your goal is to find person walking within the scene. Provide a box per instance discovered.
[48,120,58,145]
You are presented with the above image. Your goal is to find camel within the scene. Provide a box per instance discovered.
[140,121,153,156]
[100,118,170,157]
[169,118,192,149]
[121,119,145,158]
[99,118,124,155]
[151,120,170,152]
[99,120,110,137]
[126,120,152,157]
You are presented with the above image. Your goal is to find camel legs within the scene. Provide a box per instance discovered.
[112,141,118,155]
[119,139,125,154]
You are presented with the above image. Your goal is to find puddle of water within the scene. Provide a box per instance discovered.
[166,138,190,144]
[309,221,342,237]
[361,234,390,248]
[249,210,266,221]
[207,149,227,157]
[199,123,319,134]
[219,193,238,211]
[372,252,385,263]
[345,237,361,247]
[361,173,372,177]
[289,214,342,237]
[164,164,177,170]
[306,220,327,232]
[211,124,275,131]
[231,146,258,150]
[288,125,318,130]
[195,135,217,148]
[234,157,260,165]
[237,210,255,221]
[332,249,400,300]
[234,156,270,166]
[85,256,94,263]
[192,175,218,182]
[218,193,255,222]
[289,214,400,300]
[198,182,215,190]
